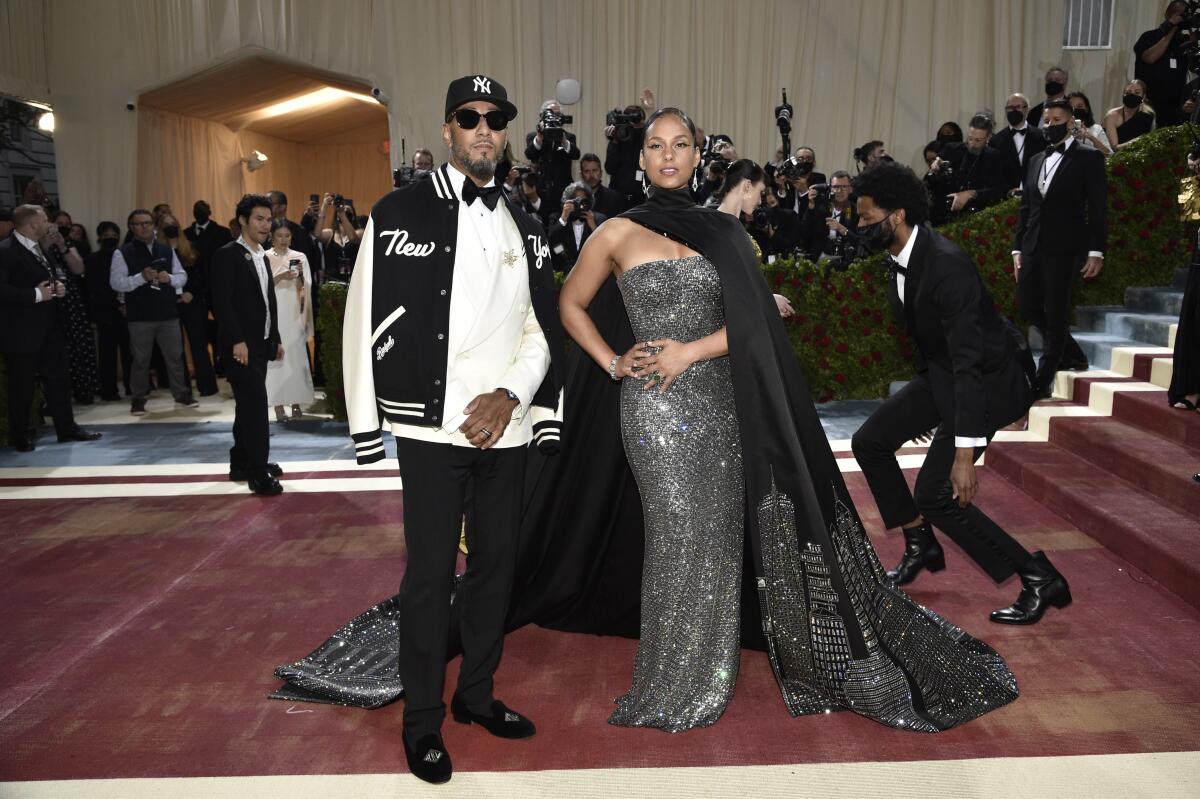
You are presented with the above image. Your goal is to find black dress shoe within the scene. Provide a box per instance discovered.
[58,429,102,443]
[451,695,536,739]
[248,474,283,496]
[885,522,945,586]
[990,551,1071,625]
[402,732,452,784]
[230,463,282,482]
[11,438,35,452]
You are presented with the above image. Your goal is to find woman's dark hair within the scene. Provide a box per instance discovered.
[270,218,291,237]
[642,107,697,147]
[95,220,120,238]
[937,121,963,141]
[923,139,942,158]
[1066,90,1095,127]
[714,158,765,201]
[854,140,884,165]
[851,162,930,226]
[236,193,274,224]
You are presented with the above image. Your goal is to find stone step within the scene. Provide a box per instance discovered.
[1071,308,1177,346]
[1123,285,1183,316]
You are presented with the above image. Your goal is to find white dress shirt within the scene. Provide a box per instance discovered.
[237,235,272,339]
[572,219,586,250]
[1009,123,1029,164]
[445,161,499,256]
[893,227,987,449]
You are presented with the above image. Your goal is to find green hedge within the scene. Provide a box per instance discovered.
[289,126,1200,420]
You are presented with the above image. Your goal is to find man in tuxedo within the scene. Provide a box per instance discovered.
[185,200,233,379]
[549,181,607,272]
[0,205,101,451]
[1028,66,1068,129]
[343,74,564,784]
[578,153,623,218]
[924,114,1009,225]
[991,93,1047,192]
[84,221,131,400]
[1014,99,1107,395]
[209,194,284,496]
[524,100,580,220]
[850,162,1070,626]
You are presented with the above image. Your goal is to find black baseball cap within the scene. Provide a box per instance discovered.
[444,74,518,121]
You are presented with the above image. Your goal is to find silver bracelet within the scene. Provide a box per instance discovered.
[608,354,621,381]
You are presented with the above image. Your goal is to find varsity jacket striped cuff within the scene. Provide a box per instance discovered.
[343,216,388,466]
[352,430,387,464]
[530,388,563,455]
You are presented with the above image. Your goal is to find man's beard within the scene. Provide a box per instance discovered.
[452,139,498,182]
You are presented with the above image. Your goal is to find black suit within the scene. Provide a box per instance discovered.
[1014,140,1107,391]
[209,240,281,475]
[852,226,1036,581]
[925,142,1009,225]
[525,130,580,217]
[548,211,606,272]
[588,183,624,219]
[0,236,80,442]
[186,220,233,377]
[991,125,1046,191]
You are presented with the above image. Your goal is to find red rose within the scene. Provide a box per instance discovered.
[795,313,807,324]
[814,324,826,336]
[871,350,882,361]
[834,373,846,384]
[962,228,973,238]
[819,357,830,370]
[1138,229,1150,239]
[1113,164,1127,176]
[839,305,850,317]
[836,342,849,354]
[805,273,815,284]
[789,277,801,287]
[773,274,784,287]
[1004,215,1017,226]
[1174,165,1187,175]
[859,356,870,367]
[861,326,873,336]
[819,335,831,347]
[851,290,863,301]
[839,319,849,329]
[975,236,988,247]
[1112,199,1126,211]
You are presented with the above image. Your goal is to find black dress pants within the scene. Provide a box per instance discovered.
[394,437,526,740]
[225,340,270,472]
[851,376,1032,583]
[1018,251,1088,393]
[4,333,78,442]
[94,313,131,397]
[178,297,218,395]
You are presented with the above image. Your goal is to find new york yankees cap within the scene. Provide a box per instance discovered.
[444,74,518,121]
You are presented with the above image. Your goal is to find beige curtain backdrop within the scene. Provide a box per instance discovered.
[135,106,391,227]
[0,0,1169,227]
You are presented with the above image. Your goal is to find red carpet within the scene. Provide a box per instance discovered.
[2,472,1198,782]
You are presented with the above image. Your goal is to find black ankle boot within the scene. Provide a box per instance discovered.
[885,522,945,586]
[990,551,1071,625]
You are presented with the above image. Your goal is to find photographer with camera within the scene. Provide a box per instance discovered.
[548,181,607,273]
[853,140,893,171]
[317,193,363,280]
[579,153,623,218]
[924,114,1008,225]
[604,89,656,212]
[1135,2,1196,128]
[774,147,826,217]
[802,171,861,265]
[525,99,580,220]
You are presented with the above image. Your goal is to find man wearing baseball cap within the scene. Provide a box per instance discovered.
[341,74,564,784]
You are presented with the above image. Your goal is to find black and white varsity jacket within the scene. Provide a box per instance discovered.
[343,164,565,464]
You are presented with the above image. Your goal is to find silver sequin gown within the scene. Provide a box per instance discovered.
[610,255,744,732]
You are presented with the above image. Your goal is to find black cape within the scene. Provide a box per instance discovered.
[274,187,1018,732]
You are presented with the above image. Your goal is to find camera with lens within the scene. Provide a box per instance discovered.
[808,183,832,205]
[540,107,573,149]
[606,106,645,142]
[332,194,345,207]
[568,196,592,221]
[779,156,814,181]
[392,166,431,188]
[751,205,772,230]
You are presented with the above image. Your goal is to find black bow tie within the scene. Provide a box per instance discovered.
[462,180,502,211]
[1013,128,1025,136]
[888,256,907,277]
[1049,143,1067,155]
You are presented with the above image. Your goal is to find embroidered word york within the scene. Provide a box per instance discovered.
[526,234,550,269]
[379,228,436,258]
[375,335,395,361]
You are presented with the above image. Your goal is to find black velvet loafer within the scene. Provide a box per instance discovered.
[403,732,452,784]
[451,696,536,739]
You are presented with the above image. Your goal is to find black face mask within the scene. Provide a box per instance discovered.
[1045,122,1070,145]
[194,211,210,224]
[859,214,896,253]
[57,225,71,238]
[99,237,118,250]
[1122,93,1142,109]
[1006,108,1025,126]
[163,224,180,238]
[1045,80,1064,96]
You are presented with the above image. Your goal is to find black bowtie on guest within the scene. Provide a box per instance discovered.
[462,180,503,211]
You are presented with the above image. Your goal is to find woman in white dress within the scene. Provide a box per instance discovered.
[265,220,315,421]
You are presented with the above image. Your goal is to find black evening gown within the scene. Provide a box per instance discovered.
[1114,110,1154,146]
[273,190,1019,733]
[1169,239,1200,405]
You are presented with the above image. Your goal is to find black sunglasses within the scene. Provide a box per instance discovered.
[449,108,508,131]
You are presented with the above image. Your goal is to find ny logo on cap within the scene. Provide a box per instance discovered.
[473,76,492,94]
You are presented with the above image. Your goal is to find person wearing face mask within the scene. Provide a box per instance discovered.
[161,212,217,397]
[1028,66,1069,129]
[185,200,232,379]
[991,93,1048,192]
[1065,91,1111,156]
[1104,79,1156,150]
[850,162,1068,626]
[924,114,1008,225]
[1134,2,1194,128]
[84,221,132,401]
[1013,98,1108,396]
